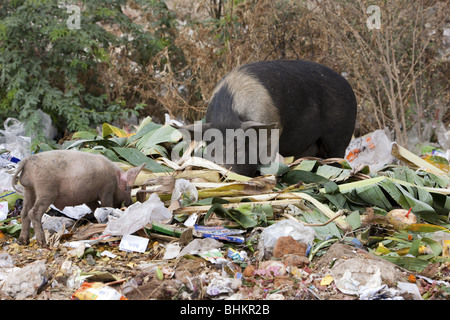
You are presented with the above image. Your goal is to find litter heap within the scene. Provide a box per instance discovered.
[0,117,449,300]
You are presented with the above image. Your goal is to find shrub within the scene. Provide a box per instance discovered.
[169,0,450,144]
[0,0,174,141]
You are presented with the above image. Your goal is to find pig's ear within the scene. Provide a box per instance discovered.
[241,121,278,131]
[124,164,145,187]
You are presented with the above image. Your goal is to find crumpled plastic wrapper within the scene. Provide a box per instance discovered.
[103,193,171,236]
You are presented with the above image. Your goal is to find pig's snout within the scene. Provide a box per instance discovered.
[123,197,132,207]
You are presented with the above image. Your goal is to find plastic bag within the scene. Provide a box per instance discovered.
[49,204,92,221]
[206,274,241,296]
[168,178,198,211]
[94,207,121,223]
[36,109,58,140]
[435,122,450,150]
[103,193,171,236]
[177,238,223,258]
[171,179,198,203]
[0,170,15,192]
[407,120,450,160]
[0,118,31,163]
[260,219,315,254]
[72,281,127,300]
[0,201,8,221]
[345,129,394,172]
[41,214,75,234]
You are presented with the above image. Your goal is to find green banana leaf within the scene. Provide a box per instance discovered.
[112,147,172,173]
[335,176,448,221]
[205,203,273,229]
[373,232,444,272]
[300,209,341,239]
[135,124,182,156]
[282,169,339,194]
[380,256,431,272]
[285,159,449,228]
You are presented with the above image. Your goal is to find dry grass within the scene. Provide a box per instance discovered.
[100,0,449,144]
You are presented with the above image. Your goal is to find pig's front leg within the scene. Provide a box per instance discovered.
[86,201,101,213]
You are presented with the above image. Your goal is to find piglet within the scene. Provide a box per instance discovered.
[12,150,144,246]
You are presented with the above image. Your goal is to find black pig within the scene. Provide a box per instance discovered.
[184,60,357,176]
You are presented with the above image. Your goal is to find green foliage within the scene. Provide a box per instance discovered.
[54,116,179,173]
[0,0,174,142]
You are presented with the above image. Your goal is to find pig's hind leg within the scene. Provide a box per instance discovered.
[26,197,54,246]
[18,188,35,245]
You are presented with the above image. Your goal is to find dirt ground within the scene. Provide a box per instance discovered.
[0,229,448,301]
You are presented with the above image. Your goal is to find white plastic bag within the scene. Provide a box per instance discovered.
[103,193,171,236]
[260,219,315,250]
[171,179,198,203]
[94,207,118,223]
[50,204,92,220]
[168,178,199,211]
[177,238,223,258]
[41,214,75,234]
[0,202,7,221]
[345,129,394,172]
[0,118,31,162]
[0,170,14,192]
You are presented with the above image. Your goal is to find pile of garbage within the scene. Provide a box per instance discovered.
[0,116,449,300]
